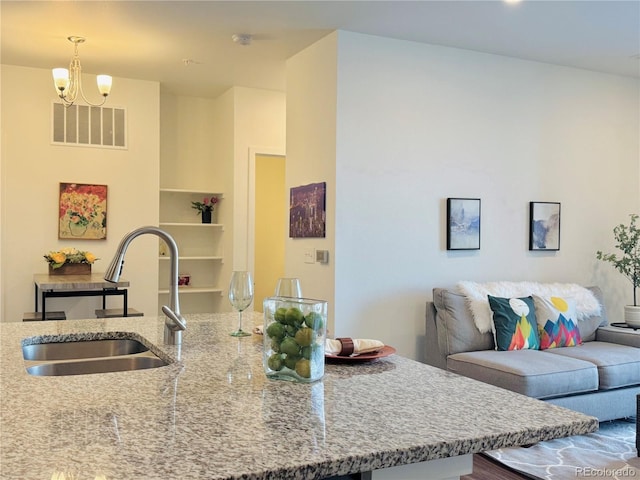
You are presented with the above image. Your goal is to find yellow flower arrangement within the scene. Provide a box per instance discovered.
[44,247,99,269]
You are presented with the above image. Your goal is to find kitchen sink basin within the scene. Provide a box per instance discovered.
[26,355,168,376]
[22,339,149,361]
[22,337,170,376]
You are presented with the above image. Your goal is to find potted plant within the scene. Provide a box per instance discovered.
[596,213,640,326]
[44,247,98,275]
[191,196,219,224]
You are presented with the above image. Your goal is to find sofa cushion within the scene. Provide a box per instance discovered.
[596,326,640,348]
[533,295,582,349]
[433,288,494,356]
[458,282,603,334]
[488,295,540,351]
[545,342,640,390]
[431,286,607,356]
[579,287,608,341]
[447,349,598,399]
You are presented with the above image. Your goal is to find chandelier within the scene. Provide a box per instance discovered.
[52,36,112,107]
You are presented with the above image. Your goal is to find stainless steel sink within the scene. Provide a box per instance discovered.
[26,356,168,376]
[22,339,149,361]
[22,337,170,376]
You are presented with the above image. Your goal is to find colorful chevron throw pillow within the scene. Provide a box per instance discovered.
[533,295,582,349]
[488,295,540,351]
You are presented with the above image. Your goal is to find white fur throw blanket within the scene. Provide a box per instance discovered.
[457,281,602,334]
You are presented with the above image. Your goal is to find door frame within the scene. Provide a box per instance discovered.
[247,146,286,282]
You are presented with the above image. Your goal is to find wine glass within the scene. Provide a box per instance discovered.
[275,278,302,298]
[229,271,254,337]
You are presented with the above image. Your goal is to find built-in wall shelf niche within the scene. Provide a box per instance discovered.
[159,188,223,224]
[158,188,225,315]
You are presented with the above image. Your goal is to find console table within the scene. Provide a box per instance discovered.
[33,274,130,321]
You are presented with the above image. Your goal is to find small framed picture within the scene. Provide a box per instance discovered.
[447,198,481,250]
[529,202,561,251]
[289,182,326,238]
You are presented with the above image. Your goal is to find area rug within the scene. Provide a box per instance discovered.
[485,419,640,479]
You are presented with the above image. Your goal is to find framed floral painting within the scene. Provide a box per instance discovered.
[58,183,108,239]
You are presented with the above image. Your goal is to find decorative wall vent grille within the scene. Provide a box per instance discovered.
[52,102,127,149]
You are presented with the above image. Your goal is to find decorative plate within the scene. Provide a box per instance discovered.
[325,345,396,362]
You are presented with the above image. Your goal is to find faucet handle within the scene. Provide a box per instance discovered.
[162,305,187,331]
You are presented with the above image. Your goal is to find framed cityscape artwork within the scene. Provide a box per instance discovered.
[447,198,481,250]
[58,183,108,240]
[289,182,326,238]
[529,201,560,251]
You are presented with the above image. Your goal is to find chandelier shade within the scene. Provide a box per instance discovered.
[96,75,113,95]
[52,36,112,107]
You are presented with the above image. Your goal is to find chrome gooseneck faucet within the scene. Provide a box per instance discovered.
[104,226,186,345]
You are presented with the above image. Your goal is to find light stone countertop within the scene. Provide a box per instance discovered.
[0,313,598,480]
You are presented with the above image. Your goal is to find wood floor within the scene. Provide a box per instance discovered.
[461,453,534,480]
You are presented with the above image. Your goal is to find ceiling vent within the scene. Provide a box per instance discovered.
[52,102,127,149]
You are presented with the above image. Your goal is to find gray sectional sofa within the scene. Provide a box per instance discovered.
[425,286,640,421]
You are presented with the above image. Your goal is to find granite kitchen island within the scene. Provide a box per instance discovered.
[0,313,597,480]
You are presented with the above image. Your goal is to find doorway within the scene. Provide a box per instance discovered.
[253,153,286,311]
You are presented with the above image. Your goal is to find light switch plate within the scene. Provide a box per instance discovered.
[304,248,315,264]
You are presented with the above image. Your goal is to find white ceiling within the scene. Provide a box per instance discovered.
[2,1,639,99]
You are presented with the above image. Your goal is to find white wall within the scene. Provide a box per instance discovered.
[0,64,4,320]
[159,88,287,312]
[1,65,160,322]
[229,87,286,271]
[0,72,284,323]
[211,89,235,311]
[160,93,220,191]
[285,34,337,329]
[159,92,231,314]
[287,31,640,361]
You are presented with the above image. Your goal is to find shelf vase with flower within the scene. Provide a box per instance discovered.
[192,196,219,224]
